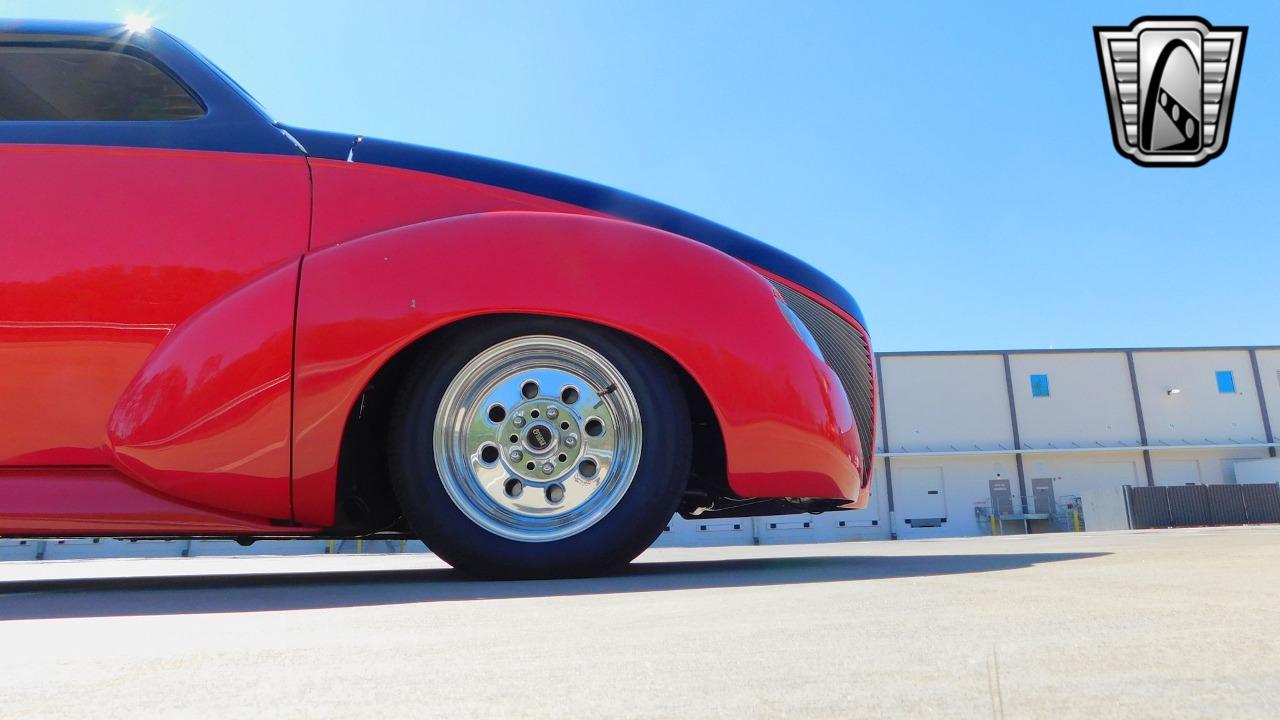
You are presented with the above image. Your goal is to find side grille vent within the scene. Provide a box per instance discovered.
[770,280,875,486]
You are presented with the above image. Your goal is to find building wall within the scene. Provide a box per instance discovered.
[1251,349,1280,444]
[1008,352,1140,448]
[1134,350,1268,445]
[868,346,1278,540]
[1022,450,1146,501]
[1149,448,1272,485]
[887,454,1020,539]
[879,354,1013,453]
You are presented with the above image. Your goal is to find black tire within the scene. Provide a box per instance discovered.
[388,317,691,579]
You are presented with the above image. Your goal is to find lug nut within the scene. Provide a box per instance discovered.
[545,407,559,419]
[513,414,526,428]
[542,462,555,475]
[509,448,524,462]
[564,434,578,448]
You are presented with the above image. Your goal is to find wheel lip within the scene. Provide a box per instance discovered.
[432,334,643,543]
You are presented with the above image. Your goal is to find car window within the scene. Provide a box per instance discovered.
[0,45,205,121]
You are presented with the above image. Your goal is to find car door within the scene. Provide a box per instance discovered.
[0,26,309,519]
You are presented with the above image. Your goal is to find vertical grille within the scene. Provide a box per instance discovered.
[770,280,876,487]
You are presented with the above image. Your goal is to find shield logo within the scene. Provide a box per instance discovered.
[1094,17,1247,166]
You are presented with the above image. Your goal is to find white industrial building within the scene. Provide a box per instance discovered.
[4,345,1278,560]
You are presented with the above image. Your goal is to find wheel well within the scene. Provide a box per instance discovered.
[329,313,728,534]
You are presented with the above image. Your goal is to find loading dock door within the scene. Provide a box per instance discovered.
[897,467,946,527]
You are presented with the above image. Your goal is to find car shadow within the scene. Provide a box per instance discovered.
[0,551,1105,621]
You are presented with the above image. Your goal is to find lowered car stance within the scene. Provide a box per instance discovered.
[0,20,875,578]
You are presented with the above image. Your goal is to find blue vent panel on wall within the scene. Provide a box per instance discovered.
[1216,370,1236,394]
[1030,374,1051,397]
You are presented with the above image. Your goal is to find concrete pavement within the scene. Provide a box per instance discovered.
[2,527,1278,719]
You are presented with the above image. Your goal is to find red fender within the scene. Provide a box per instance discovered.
[107,261,298,520]
[292,211,860,527]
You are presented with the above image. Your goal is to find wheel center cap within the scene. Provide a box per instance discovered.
[524,422,555,453]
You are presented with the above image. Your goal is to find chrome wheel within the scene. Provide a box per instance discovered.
[433,335,643,542]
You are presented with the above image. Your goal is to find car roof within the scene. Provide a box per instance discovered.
[0,18,133,36]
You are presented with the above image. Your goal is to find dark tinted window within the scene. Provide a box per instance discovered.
[0,45,204,121]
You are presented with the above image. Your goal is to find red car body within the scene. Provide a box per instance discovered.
[0,20,874,541]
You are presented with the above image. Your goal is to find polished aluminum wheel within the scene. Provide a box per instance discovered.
[432,335,643,542]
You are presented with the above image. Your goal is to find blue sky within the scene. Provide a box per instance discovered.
[4,1,1275,351]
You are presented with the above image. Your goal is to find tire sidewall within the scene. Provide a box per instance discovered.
[389,317,690,578]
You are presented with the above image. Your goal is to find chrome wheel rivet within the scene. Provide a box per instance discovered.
[513,414,526,428]
[509,448,524,462]
[542,462,555,475]
[545,406,559,419]
[564,434,578,448]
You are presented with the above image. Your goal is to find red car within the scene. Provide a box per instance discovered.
[0,20,874,577]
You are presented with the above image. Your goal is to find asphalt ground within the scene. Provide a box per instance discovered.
[1,527,1277,719]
